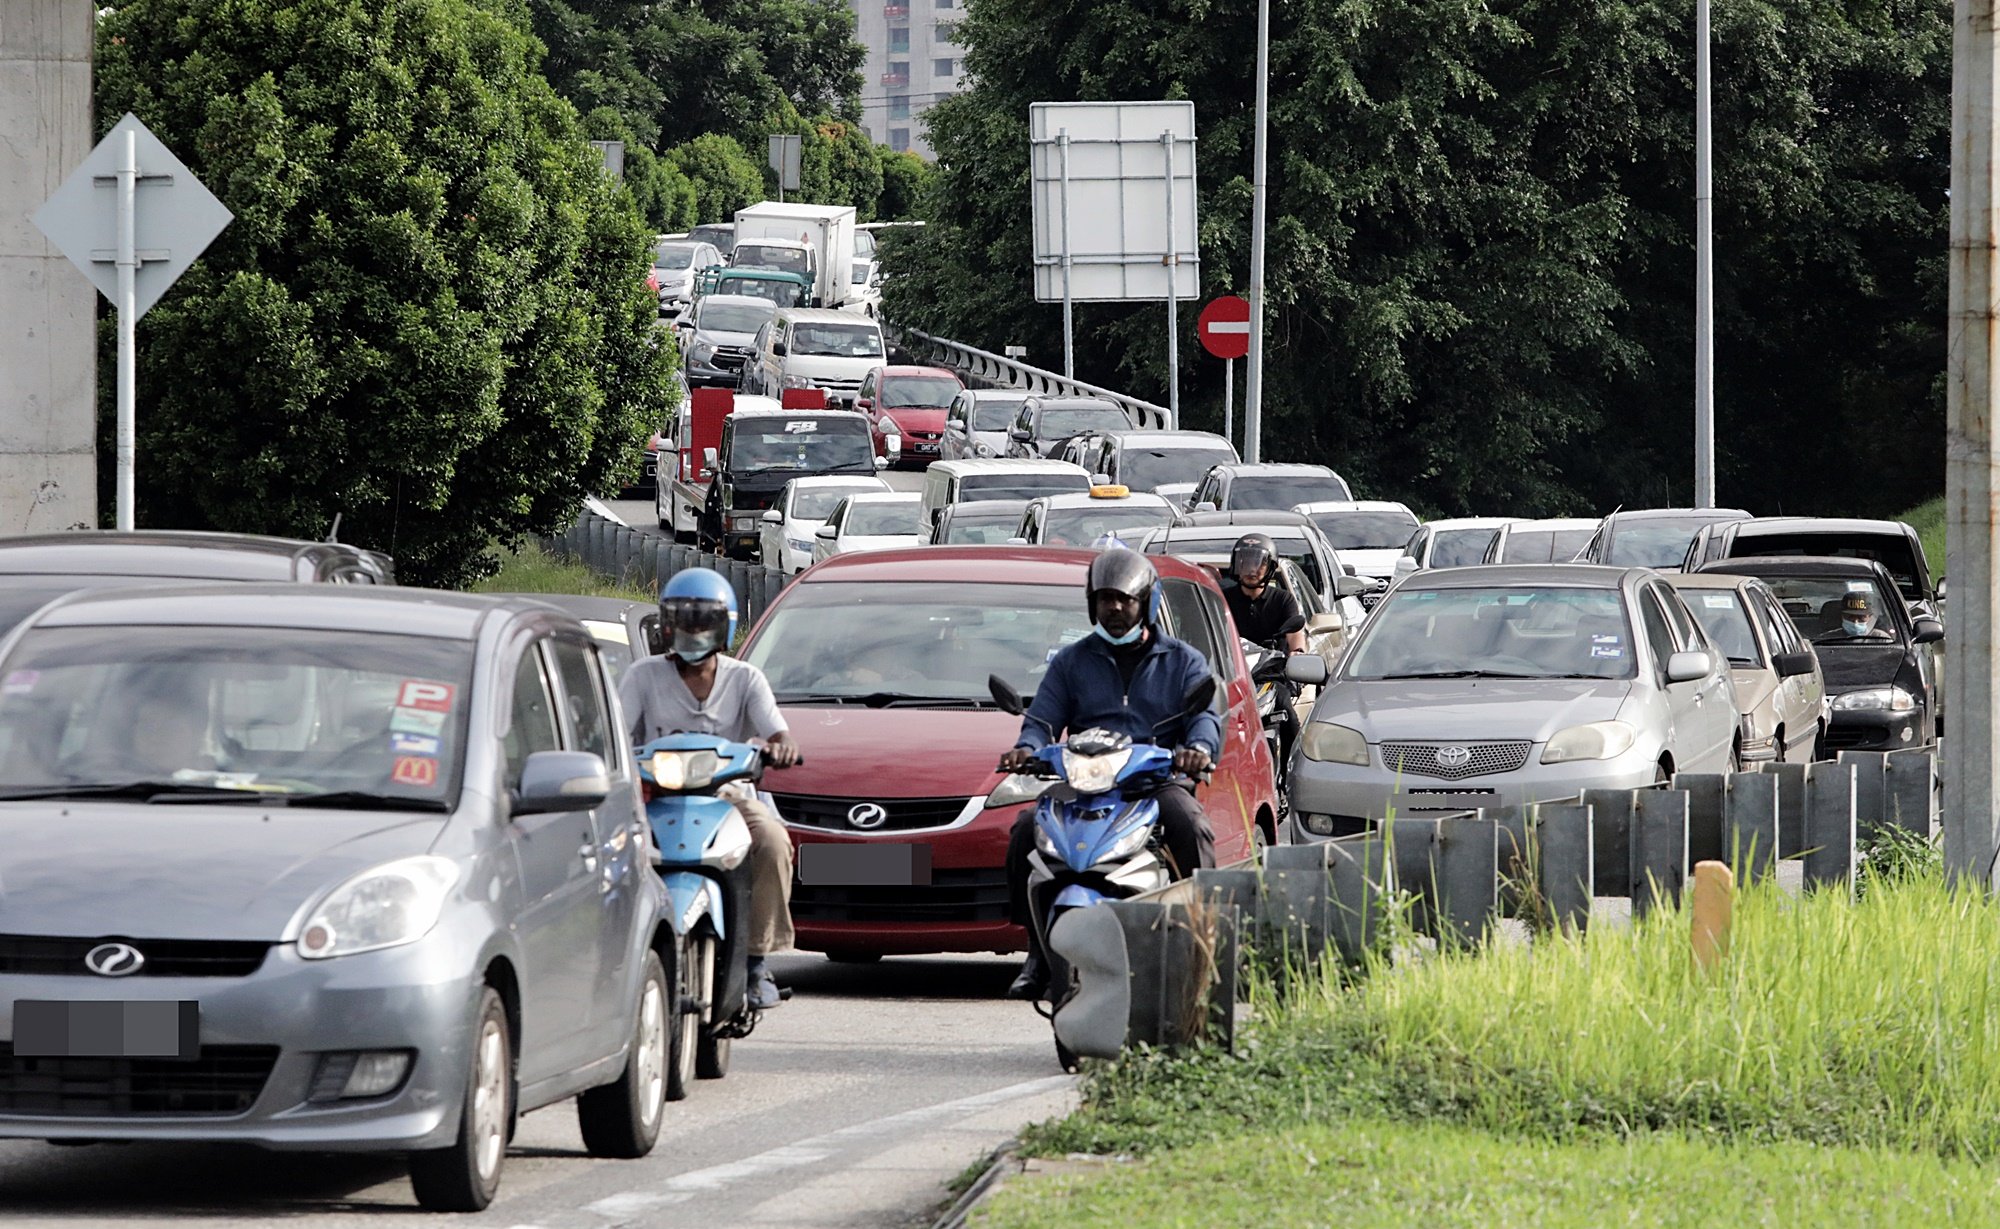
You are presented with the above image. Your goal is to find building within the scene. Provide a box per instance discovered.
[848,0,964,158]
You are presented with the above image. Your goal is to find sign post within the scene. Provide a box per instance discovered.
[32,113,233,531]
[768,135,802,203]
[1198,295,1251,450]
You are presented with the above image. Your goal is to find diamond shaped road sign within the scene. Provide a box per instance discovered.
[31,112,233,322]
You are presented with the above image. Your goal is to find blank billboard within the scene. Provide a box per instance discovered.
[1029,101,1200,303]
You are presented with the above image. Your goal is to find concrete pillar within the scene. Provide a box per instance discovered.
[0,0,96,532]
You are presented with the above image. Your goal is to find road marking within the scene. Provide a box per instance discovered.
[582,1075,1074,1222]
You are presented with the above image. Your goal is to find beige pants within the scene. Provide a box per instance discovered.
[726,787,795,956]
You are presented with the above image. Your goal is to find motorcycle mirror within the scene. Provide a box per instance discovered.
[988,674,1025,715]
[1179,676,1217,720]
[1251,654,1289,683]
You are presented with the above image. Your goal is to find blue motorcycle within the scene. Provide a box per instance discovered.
[635,733,795,1099]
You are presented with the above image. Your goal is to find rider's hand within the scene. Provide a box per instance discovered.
[764,732,802,768]
[1173,746,1213,776]
[998,746,1035,773]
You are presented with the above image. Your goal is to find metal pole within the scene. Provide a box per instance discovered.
[1946,0,2000,887]
[1225,357,1235,451]
[116,127,137,532]
[1059,128,1076,380]
[1162,130,1180,431]
[1693,0,1715,508]
[1244,0,1271,463]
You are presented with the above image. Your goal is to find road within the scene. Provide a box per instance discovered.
[0,954,1070,1226]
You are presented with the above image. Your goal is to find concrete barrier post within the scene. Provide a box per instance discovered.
[1761,761,1809,857]
[1384,817,1440,938]
[1259,842,1336,966]
[1434,814,1499,947]
[1884,748,1938,839]
[1485,804,1533,915]
[1838,750,1891,841]
[1674,772,1727,867]
[1531,802,1594,932]
[1722,771,1779,883]
[1630,789,1690,918]
[1581,788,1636,897]
[1803,759,1858,893]
[1326,834,1395,964]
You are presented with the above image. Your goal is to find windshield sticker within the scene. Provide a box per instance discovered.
[391,706,447,736]
[1,670,37,696]
[785,420,819,433]
[397,680,456,712]
[392,732,441,756]
[1591,634,1621,645]
[1702,595,1734,609]
[392,756,440,788]
[1591,645,1626,659]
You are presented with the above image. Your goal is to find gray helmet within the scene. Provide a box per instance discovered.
[1086,548,1163,628]
[1230,532,1279,586]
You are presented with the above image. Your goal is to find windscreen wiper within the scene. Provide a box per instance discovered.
[1377,670,1543,680]
[777,691,1001,709]
[281,791,451,812]
[0,780,279,803]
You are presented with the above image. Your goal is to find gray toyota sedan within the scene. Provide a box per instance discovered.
[0,586,669,1211]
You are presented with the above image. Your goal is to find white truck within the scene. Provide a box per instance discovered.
[732,201,857,311]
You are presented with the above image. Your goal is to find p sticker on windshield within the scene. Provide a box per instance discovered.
[2,670,38,695]
[1591,645,1625,659]
[397,680,455,712]
[392,756,439,788]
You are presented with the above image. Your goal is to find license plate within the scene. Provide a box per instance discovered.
[797,843,934,887]
[1393,792,1497,812]
[13,1000,198,1059]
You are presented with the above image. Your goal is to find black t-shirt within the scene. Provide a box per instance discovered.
[1224,581,1306,648]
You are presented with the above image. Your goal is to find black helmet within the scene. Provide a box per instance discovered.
[1230,533,1279,587]
[1086,548,1162,627]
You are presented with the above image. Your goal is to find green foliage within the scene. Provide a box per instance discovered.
[97,0,675,587]
[669,133,770,225]
[471,541,652,599]
[891,0,1947,519]
[1903,496,1946,577]
[875,148,932,222]
[582,107,698,232]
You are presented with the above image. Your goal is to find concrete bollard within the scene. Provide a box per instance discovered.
[1581,788,1636,897]
[1630,789,1690,918]
[654,544,674,590]
[1839,750,1891,841]
[1803,759,1857,893]
[1674,773,1728,867]
[1384,817,1439,937]
[1690,860,1734,976]
[1531,802,1594,932]
[1326,834,1395,964]
[1485,804,1533,916]
[1722,771,1779,883]
[1760,761,1810,857]
[1883,748,1938,839]
[1434,814,1499,947]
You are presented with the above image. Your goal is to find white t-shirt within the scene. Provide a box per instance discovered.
[619,654,788,746]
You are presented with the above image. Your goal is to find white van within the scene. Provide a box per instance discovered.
[919,458,1093,535]
[742,308,884,408]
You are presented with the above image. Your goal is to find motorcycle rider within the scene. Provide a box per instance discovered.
[620,568,800,1011]
[997,548,1221,1000]
[1223,533,1308,654]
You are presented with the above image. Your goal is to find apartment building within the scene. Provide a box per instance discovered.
[849,0,964,158]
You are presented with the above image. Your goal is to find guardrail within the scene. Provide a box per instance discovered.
[546,504,792,627]
[892,325,1171,430]
[1053,749,1937,1060]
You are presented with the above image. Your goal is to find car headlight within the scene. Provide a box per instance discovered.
[984,772,1053,810]
[651,749,719,790]
[1300,721,1369,765]
[1833,687,1916,713]
[730,512,762,529]
[703,812,752,870]
[1540,720,1638,764]
[298,855,460,960]
[689,342,715,363]
[782,374,815,390]
[1062,747,1134,794]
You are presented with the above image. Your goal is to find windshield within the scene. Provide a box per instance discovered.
[846,501,921,536]
[1679,589,1763,666]
[1230,474,1351,510]
[794,484,883,520]
[851,261,872,285]
[971,400,1027,430]
[735,244,810,274]
[719,277,805,308]
[743,581,1088,705]
[1041,504,1175,546]
[654,244,696,270]
[0,626,473,803]
[1345,587,1635,681]
[1039,405,1130,436]
[855,230,877,257]
[729,419,874,472]
[580,620,639,681]
[1121,447,1236,490]
[791,323,883,358]
[1608,516,1718,568]
[1758,575,1903,644]
[943,511,1026,543]
[1498,528,1594,563]
[1730,532,1924,600]
[698,301,773,334]
[882,377,960,408]
[1432,527,1502,568]
[960,473,1090,500]
[1308,510,1420,550]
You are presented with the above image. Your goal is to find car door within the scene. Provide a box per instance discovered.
[1158,577,1259,859]
[1646,583,1731,770]
[502,640,600,1081]
[1750,586,1823,759]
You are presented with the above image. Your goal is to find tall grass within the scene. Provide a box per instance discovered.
[1902,495,1944,574]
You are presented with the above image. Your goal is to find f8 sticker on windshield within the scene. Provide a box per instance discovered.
[397,680,456,712]
[392,756,440,788]
[391,732,440,756]
[784,420,819,433]
[391,707,447,736]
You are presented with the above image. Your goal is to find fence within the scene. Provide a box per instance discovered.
[892,325,1171,430]
[547,503,793,627]
[1052,748,1939,1060]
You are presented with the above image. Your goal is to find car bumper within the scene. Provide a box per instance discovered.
[1288,747,1662,839]
[1826,706,1928,752]
[686,361,742,387]
[786,814,1025,956]
[0,939,479,1150]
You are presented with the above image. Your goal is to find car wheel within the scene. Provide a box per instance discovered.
[1772,726,1786,766]
[576,949,668,1159]
[655,484,671,532]
[410,987,512,1212]
[1813,723,1828,762]
[1728,740,1743,775]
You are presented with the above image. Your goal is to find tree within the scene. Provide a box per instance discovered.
[96,0,675,586]
[876,148,932,221]
[669,133,769,223]
[582,107,698,232]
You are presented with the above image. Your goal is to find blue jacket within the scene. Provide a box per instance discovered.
[1014,631,1223,757]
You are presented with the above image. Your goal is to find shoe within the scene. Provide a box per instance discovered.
[1006,951,1048,1001]
[747,958,783,1011]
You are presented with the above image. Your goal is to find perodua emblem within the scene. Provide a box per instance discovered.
[1435,745,1472,770]
[84,942,145,977]
[847,803,889,830]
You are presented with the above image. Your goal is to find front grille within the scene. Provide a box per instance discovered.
[0,1044,279,1117]
[0,935,271,978]
[1825,725,1882,752]
[773,793,970,833]
[1380,741,1533,781]
[791,867,1011,924]
[712,348,749,370]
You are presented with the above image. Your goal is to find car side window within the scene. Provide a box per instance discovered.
[550,639,613,764]
[1015,402,1035,433]
[1636,592,1678,682]
[1752,589,1800,655]
[1196,585,1239,681]
[1159,579,1226,680]
[752,322,770,350]
[859,371,875,399]
[1654,582,1704,651]
[503,643,562,784]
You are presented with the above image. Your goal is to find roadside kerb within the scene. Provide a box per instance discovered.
[550,506,788,619]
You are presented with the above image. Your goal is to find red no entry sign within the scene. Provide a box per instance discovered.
[1197,295,1251,360]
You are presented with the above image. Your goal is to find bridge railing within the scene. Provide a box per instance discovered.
[893,325,1171,430]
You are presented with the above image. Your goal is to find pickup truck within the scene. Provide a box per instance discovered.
[693,266,813,312]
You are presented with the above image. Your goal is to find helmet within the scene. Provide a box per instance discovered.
[1085,548,1163,628]
[660,568,738,663]
[1230,533,1279,587]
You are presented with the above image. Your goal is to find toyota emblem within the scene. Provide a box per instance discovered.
[1435,745,1472,770]
[847,802,889,830]
[84,942,146,977]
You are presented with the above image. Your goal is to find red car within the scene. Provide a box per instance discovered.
[735,546,1280,958]
[855,364,964,468]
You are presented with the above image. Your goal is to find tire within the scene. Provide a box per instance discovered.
[410,987,512,1213]
[655,483,672,532]
[689,934,731,1080]
[1813,723,1828,762]
[576,950,669,1159]
[1054,1034,1080,1074]
[666,937,699,1102]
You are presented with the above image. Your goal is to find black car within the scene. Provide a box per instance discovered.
[929,498,1030,544]
[1698,555,1943,753]
[1004,396,1133,458]
[1577,507,1753,570]
[1683,517,1936,612]
[0,531,394,637]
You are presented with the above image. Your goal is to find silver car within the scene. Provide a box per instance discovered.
[0,586,670,1211]
[1286,564,1737,839]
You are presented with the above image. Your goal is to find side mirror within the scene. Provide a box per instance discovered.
[1283,655,1330,687]
[513,750,611,816]
[1914,617,1946,645]
[1772,650,1816,678]
[988,674,1025,715]
[761,510,783,525]
[702,446,718,470]
[1665,650,1712,684]
[1180,675,1218,719]
[1092,473,1112,485]
[815,524,837,540]
[1307,611,1344,635]
[771,341,787,356]
[1394,556,1419,575]
[1005,536,1029,545]
[947,417,965,431]
[1936,576,1948,601]
[1334,574,1370,598]
[1200,500,1221,512]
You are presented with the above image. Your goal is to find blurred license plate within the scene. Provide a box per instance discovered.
[13,1000,198,1059]
[1392,792,1496,813]
[798,844,934,886]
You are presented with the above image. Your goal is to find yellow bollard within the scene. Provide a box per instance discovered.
[1691,859,1733,977]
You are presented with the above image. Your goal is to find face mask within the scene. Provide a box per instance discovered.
[1094,622,1144,646]
[1842,619,1870,637]
[672,629,722,663]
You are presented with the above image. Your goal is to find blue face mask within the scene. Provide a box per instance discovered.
[1094,622,1144,646]
[1842,619,1870,637]
[672,629,723,663]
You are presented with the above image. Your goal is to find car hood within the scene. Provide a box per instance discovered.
[0,805,446,940]
[1817,643,1909,693]
[696,328,757,348]
[1339,549,1406,578]
[879,407,948,432]
[779,707,1022,797]
[1318,678,1632,743]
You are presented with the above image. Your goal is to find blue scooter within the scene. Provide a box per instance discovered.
[635,733,797,1099]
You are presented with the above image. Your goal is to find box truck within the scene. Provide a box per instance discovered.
[732,201,858,310]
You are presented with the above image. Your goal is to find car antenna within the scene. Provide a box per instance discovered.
[325,512,343,543]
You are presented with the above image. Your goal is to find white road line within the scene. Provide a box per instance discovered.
[582,1075,1074,1223]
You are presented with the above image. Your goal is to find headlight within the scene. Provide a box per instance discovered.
[1034,823,1061,856]
[984,772,1052,810]
[782,374,815,389]
[1833,687,1916,712]
[1102,818,1154,862]
[730,512,762,529]
[298,855,459,960]
[689,342,715,363]
[1062,747,1134,794]
[703,812,752,870]
[651,749,720,790]
[1541,720,1638,764]
[1300,722,1369,765]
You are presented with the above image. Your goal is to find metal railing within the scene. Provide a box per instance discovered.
[892,325,1171,430]
[547,504,792,628]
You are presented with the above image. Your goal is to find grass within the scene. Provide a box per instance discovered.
[1902,496,1945,574]
[469,542,652,600]
[973,1119,2000,1228]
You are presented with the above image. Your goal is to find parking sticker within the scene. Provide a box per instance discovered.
[1591,645,1625,659]
[392,756,439,787]
[397,680,456,712]
[391,732,441,756]
[390,707,447,736]
[1591,634,1621,645]
[2,670,38,695]
[1703,595,1734,609]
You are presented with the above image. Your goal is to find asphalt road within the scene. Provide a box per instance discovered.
[0,953,1072,1226]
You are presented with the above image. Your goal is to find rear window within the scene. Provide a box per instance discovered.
[1607,516,1723,568]
[1431,527,1501,568]
[1729,532,1924,600]
[882,377,961,408]
[1307,510,1420,550]
[1498,528,1594,563]
[959,472,1090,500]
[846,501,921,537]
[1229,474,1352,510]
